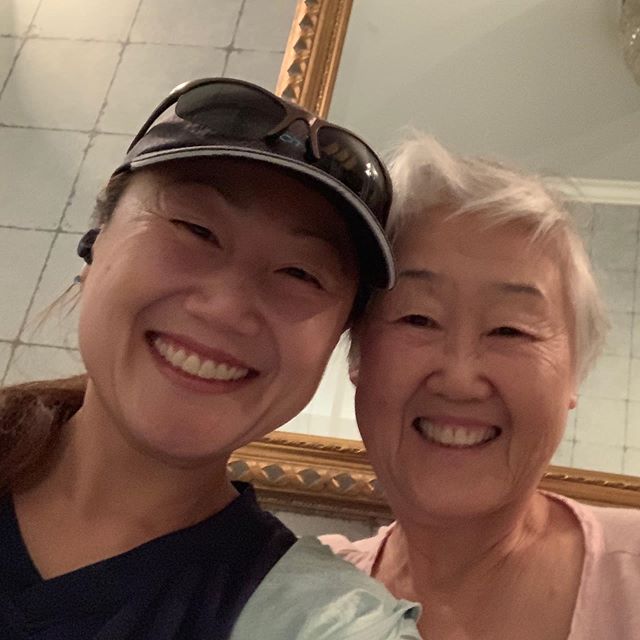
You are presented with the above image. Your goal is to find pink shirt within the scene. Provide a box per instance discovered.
[321,492,640,639]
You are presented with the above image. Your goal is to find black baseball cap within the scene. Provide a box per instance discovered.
[113,78,395,288]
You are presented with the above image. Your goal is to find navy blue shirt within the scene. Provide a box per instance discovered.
[0,483,296,639]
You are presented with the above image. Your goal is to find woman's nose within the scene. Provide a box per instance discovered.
[424,335,493,401]
[183,269,263,336]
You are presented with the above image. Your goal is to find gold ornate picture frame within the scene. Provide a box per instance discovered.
[235,0,640,516]
[275,0,353,118]
[230,432,640,517]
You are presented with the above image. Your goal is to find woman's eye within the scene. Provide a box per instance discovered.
[400,314,439,328]
[279,266,322,289]
[171,219,218,244]
[489,326,529,338]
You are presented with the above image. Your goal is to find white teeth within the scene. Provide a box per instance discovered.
[172,348,187,366]
[198,360,217,379]
[152,336,249,382]
[218,363,232,381]
[415,419,498,448]
[182,354,201,375]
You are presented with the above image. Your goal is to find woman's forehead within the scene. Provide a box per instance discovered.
[396,210,556,262]
[389,213,567,302]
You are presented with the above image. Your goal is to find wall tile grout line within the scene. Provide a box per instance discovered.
[1,0,50,386]
[0,33,285,56]
[0,0,45,100]
[13,339,79,352]
[53,0,147,239]
[0,122,94,134]
[0,224,81,234]
[1,233,58,386]
[1,32,284,55]
[0,38,26,100]
[221,0,248,76]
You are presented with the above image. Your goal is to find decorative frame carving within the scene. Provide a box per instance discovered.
[275,0,353,117]
[230,433,640,518]
[268,2,640,518]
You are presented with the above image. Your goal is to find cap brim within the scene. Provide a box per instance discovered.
[117,145,395,289]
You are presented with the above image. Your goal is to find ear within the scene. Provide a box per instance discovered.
[568,392,577,410]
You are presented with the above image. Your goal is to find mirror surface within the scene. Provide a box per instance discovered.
[279,0,640,479]
[329,0,640,181]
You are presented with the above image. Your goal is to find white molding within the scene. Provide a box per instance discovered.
[545,178,640,206]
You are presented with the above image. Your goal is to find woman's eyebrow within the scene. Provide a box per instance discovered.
[397,270,546,301]
[488,281,545,299]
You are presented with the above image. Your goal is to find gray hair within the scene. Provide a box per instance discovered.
[360,133,608,382]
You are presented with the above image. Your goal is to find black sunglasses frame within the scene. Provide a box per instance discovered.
[126,77,392,209]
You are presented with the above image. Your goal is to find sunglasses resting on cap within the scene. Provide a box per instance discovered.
[111,77,395,289]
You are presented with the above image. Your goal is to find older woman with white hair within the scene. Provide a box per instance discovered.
[323,135,640,639]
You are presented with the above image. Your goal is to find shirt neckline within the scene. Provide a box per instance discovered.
[0,483,261,615]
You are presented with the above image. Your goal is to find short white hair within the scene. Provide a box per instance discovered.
[358,133,608,382]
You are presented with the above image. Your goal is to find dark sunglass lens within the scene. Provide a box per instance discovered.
[175,83,286,139]
[316,127,390,224]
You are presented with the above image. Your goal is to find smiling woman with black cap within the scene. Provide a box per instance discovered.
[0,78,420,639]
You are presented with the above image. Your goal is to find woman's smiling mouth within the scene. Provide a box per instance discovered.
[148,332,256,382]
[413,418,501,448]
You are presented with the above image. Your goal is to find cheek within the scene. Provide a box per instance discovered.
[76,279,135,382]
[531,348,574,403]
[498,350,574,444]
[76,254,165,371]
[355,332,425,433]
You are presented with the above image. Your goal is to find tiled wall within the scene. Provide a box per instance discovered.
[2,1,640,482]
[554,202,640,475]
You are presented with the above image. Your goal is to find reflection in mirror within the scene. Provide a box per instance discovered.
[329,0,639,181]
[277,0,640,480]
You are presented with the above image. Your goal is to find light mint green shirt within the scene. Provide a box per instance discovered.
[230,536,421,639]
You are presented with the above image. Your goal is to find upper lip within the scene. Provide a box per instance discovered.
[148,331,258,372]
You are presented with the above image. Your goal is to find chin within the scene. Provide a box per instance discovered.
[383,467,515,523]
[125,418,239,467]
